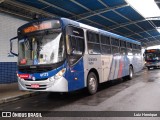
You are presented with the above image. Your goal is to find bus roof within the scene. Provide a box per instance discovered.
[61,18,141,45]
[18,17,141,45]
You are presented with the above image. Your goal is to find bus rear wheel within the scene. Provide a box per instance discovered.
[127,66,133,80]
[87,72,98,95]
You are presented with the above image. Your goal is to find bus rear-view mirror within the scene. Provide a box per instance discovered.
[10,36,18,56]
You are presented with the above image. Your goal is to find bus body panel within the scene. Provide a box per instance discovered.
[83,30,89,87]
[65,58,85,91]
[134,55,143,72]
[109,55,122,80]
[86,54,103,83]
[101,55,112,82]
[18,76,68,92]
[18,59,85,92]
[17,62,69,92]
[123,55,130,76]
[108,55,129,80]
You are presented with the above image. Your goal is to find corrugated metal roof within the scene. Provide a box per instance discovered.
[1,0,160,47]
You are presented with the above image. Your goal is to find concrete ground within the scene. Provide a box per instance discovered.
[1,68,160,120]
[0,83,40,104]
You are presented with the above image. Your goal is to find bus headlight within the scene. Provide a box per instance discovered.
[54,68,66,80]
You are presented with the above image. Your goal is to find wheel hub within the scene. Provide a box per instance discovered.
[130,69,133,77]
[89,77,96,91]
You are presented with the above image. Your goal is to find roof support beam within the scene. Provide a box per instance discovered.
[70,0,144,39]
[108,19,146,30]
[6,0,55,18]
[139,34,160,41]
[70,0,119,25]
[38,0,109,30]
[38,0,75,15]
[0,8,32,20]
[74,4,129,21]
[97,0,146,39]
[98,0,158,41]
[126,28,156,37]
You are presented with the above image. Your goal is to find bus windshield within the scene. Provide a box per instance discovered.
[18,32,65,66]
[145,52,160,61]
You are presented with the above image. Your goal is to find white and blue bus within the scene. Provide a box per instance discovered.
[145,49,160,70]
[10,18,143,94]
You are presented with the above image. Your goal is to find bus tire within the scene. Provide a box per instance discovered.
[87,72,98,95]
[127,66,133,80]
[147,67,150,70]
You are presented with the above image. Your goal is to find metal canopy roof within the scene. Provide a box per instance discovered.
[1,0,160,47]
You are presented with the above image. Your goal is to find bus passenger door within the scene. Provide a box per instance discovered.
[65,26,85,91]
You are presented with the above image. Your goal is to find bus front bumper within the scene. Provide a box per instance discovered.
[146,63,160,67]
[18,77,68,92]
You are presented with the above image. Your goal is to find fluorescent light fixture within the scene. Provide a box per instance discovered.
[156,27,160,33]
[125,0,160,18]
[147,45,160,49]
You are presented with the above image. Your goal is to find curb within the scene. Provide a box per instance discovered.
[0,92,41,105]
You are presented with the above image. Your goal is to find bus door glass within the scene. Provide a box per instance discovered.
[65,26,85,90]
[66,26,85,66]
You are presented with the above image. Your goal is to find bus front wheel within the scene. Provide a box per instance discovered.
[147,67,150,70]
[87,72,98,95]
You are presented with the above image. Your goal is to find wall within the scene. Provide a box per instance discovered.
[0,13,27,84]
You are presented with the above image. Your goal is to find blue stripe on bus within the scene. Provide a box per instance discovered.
[109,55,130,80]
[64,58,85,91]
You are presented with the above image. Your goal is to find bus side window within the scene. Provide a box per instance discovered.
[65,25,85,65]
[111,37,120,54]
[120,48,126,55]
[132,44,136,55]
[112,46,119,54]
[66,26,84,55]
[111,38,119,47]
[138,45,142,56]
[101,35,111,54]
[120,40,126,55]
[87,31,101,54]
[70,36,84,55]
[127,42,132,55]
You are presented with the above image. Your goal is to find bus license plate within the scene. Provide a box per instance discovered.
[31,84,39,88]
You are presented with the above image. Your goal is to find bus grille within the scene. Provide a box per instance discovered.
[26,88,46,90]
[24,78,48,81]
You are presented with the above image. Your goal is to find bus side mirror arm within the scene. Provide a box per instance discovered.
[10,36,18,57]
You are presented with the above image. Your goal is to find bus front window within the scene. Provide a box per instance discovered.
[18,32,65,65]
[146,53,160,61]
